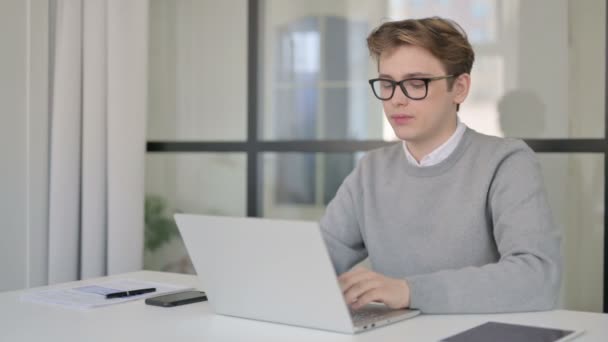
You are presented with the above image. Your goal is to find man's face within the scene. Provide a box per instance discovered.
[378,45,468,146]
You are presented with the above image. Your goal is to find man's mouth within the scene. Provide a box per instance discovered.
[391,114,414,125]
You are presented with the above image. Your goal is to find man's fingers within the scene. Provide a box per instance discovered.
[343,279,381,304]
[339,268,375,292]
[341,274,410,310]
[338,268,366,288]
[352,288,383,310]
[338,267,366,283]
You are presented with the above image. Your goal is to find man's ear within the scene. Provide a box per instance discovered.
[452,73,471,106]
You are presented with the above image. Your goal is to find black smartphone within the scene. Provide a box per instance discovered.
[145,290,207,307]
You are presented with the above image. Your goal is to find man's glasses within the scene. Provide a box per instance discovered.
[368,75,455,101]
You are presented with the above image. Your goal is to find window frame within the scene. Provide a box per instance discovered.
[146,0,608,313]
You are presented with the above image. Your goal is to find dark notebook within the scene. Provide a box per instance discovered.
[441,321,582,342]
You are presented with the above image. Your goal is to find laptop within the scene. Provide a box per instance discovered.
[174,214,420,334]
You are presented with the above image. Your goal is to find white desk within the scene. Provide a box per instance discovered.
[1,271,606,341]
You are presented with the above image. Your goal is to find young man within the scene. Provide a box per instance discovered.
[320,17,561,314]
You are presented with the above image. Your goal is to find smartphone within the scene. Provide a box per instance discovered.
[145,290,207,307]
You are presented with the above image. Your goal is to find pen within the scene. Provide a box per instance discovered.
[105,287,156,299]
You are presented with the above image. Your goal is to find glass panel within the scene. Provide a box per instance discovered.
[259,0,605,140]
[262,151,604,312]
[261,152,364,220]
[147,0,247,141]
[259,1,385,140]
[144,153,246,273]
[538,153,604,313]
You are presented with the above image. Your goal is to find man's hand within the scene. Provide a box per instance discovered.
[338,267,411,310]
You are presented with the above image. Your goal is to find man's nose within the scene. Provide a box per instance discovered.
[390,85,410,106]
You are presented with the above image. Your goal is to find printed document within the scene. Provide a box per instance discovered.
[21,279,191,309]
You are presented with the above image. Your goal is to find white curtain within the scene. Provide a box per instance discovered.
[48,0,148,283]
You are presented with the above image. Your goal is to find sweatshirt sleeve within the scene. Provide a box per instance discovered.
[406,144,562,313]
[319,167,368,275]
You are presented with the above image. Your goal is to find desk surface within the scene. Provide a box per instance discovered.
[1,271,607,341]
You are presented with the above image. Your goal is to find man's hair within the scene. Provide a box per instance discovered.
[367,17,475,83]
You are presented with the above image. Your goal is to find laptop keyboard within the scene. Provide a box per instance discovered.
[349,304,394,323]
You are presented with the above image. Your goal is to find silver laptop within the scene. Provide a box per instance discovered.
[174,214,420,334]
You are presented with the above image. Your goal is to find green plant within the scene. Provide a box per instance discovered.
[144,194,179,252]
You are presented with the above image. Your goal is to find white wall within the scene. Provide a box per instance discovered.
[560,0,606,312]
[569,0,605,137]
[0,0,49,291]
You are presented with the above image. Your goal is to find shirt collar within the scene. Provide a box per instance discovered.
[403,118,467,167]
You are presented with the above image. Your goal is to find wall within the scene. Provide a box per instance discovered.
[0,0,49,291]
[562,0,606,312]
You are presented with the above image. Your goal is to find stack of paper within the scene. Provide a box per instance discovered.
[21,279,192,310]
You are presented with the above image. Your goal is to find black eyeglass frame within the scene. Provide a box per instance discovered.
[368,75,456,101]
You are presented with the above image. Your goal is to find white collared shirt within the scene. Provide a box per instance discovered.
[403,118,467,167]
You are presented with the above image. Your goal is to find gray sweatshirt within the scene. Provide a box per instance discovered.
[320,128,562,314]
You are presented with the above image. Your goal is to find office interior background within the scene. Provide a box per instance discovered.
[1,0,606,313]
